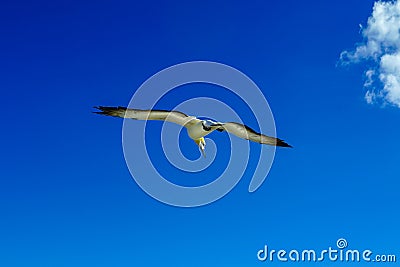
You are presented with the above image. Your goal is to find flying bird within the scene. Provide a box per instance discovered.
[94,106,292,157]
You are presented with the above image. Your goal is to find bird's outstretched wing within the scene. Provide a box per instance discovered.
[217,122,292,147]
[94,106,199,127]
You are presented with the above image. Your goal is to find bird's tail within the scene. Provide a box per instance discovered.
[93,106,127,118]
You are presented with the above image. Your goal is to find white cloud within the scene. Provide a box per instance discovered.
[364,69,375,87]
[365,90,376,104]
[340,0,400,107]
[380,52,400,106]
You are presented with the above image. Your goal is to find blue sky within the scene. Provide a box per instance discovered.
[1,0,399,266]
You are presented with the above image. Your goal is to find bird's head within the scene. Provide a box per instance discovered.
[194,137,206,158]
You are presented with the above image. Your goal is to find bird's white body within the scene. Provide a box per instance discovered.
[187,121,207,140]
[186,120,219,140]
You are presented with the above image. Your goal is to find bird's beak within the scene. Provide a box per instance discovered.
[195,138,206,158]
[200,147,206,158]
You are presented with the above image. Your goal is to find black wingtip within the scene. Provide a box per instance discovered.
[277,139,293,148]
[92,106,106,115]
[92,106,127,118]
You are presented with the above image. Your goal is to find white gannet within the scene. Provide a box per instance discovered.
[94,106,292,157]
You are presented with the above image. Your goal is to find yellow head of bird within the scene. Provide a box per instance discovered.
[194,137,206,158]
